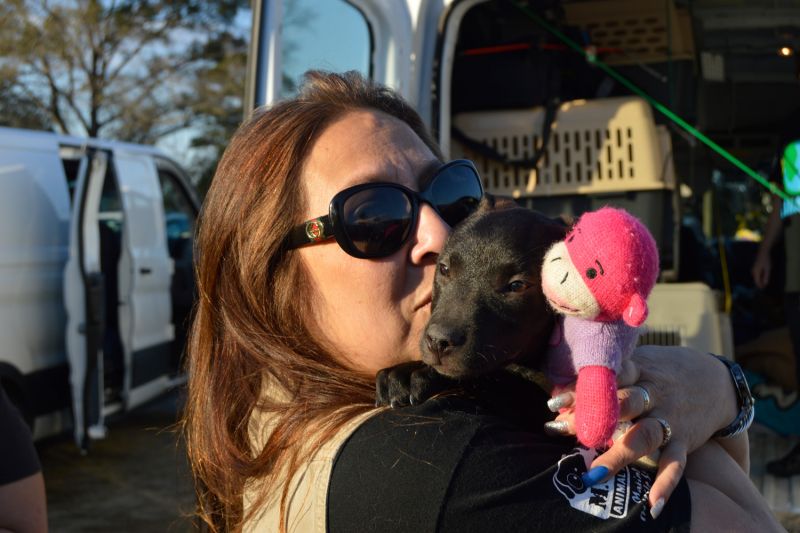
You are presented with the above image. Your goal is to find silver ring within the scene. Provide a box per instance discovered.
[654,417,672,448]
[633,384,651,413]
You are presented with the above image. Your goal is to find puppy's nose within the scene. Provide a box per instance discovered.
[424,324,465,364]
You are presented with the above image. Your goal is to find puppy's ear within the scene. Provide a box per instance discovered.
[551,213,573,227]
[536,215,569,246]
[478,193,518,213]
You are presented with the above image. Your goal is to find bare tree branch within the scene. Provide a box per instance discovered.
[12,81,67,132]
[40,53,90,132]
[0,0,250,165]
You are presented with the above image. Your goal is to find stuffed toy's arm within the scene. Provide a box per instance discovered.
[575,365,619,448]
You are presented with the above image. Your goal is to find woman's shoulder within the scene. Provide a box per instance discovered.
[335,370,562,471]
[338,379,560,457]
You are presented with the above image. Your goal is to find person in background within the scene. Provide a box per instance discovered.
[0,384,48,533]
[752,138,800,477]
[183,70,780,532]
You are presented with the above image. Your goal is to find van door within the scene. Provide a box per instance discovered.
[113,151,174,409]
[155,158,201,374]
[245,0,403,109]
[64,149,109,449]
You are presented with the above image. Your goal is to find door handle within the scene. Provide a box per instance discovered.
[139,267,152,275]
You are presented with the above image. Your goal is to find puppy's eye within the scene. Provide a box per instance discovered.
[586,267,597,279]
[506,280,530,293]
[438,262,450,277]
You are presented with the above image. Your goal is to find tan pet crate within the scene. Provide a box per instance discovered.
[641,282,734,357]
[563,0,695,66]
[451,96,675,199]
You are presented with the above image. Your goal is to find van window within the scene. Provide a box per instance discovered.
[158,169,196,250]
[279,0,371,98]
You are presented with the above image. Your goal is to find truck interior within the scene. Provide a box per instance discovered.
[444,1,685,279]
[434,0,794,354]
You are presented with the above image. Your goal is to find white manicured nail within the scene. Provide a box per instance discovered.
[650,497,665,520]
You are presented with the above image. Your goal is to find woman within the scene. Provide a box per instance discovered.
[183,70,780,532]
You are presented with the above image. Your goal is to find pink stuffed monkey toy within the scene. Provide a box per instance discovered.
[541,207,659,448]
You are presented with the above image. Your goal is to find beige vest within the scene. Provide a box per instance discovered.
[243,404,378,533]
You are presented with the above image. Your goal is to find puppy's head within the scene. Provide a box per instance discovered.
[421,195,566,377]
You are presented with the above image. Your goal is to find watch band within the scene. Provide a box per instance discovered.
[711,354,755,439]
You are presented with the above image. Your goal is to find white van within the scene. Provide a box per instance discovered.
[0,127,199,448]
[245,0,733,357]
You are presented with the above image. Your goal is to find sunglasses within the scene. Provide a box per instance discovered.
[285,159,484,258]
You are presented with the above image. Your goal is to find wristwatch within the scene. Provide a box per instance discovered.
[711,354,755,439]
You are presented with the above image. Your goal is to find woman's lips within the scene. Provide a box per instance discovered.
[414,294,432,311]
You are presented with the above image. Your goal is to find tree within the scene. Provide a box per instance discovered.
[182,30,249,195]
[0,70,52,130]
[182,0,316,195]
[0,0,248,144]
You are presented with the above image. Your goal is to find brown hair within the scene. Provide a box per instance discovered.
[182,71,443,532]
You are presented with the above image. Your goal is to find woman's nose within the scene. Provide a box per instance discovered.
[409,203,451,264]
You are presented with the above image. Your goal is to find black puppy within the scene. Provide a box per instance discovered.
[376,195,566,406]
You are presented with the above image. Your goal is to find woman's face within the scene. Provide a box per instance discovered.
[298,110,450,375]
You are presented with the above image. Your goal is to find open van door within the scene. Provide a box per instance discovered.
[113,151,174,410]
[64,149,109,450]
[65,147,174,450]
[245,0,412,110]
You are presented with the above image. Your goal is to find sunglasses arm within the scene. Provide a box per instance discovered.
[285,215,336,249]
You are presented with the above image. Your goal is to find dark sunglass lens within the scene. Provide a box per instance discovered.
[342,187,413,257]
[430,164,483,227]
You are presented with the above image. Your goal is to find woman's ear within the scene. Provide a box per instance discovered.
[623,293,649,327]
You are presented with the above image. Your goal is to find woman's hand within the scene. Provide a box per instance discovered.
[545,346,741,512]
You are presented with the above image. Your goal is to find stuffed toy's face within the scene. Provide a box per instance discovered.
[541,240,602,319]
[540,207,659,326]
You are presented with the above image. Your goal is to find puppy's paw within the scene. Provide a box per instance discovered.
[375,361,454,407]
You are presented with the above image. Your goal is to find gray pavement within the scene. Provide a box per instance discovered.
[38,389,195,532]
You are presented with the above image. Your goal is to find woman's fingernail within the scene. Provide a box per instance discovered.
[581,465,610,487]
[650,497,665,519]
[543,420,570,435]
[547,393,572,412]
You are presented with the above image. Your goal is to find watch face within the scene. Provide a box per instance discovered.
[731,362,754,401]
